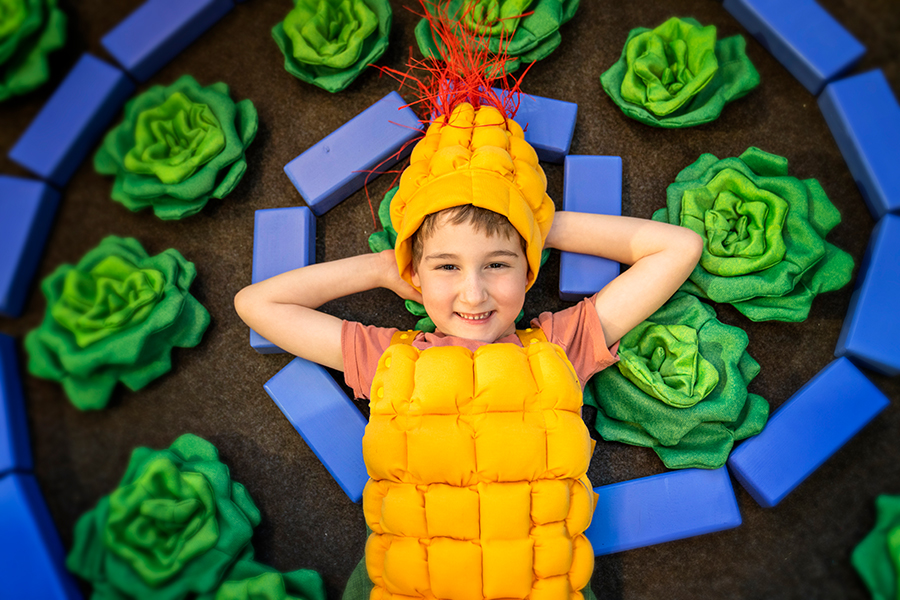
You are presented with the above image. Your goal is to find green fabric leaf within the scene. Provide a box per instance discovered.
[583,292,769,469]
[0,0,66,101]
[852,495,900,600]
[94,75,257,220]
[25,236,210,410]
[272,0,391,93]
[67,435,261,600]
[652,147,854,321]
[199,555,327,600]
[601,18,759,128]
[414,0,579,75]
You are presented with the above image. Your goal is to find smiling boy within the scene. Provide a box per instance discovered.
[235,102,702,598]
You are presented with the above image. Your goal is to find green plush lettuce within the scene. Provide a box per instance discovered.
[66,435,261,600]
[852,495,900,600]
[368,186,534,333]
[25,236,210,410]
[201,553,327,600]
[272,0,391,93]
[0,0,66,101]
[652,147,854,321]
[415,0,579,75]
[583,292,769,469]
[600,17,759,128]
[94,75,257,220]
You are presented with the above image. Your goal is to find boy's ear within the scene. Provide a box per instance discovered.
[411,268,421,289]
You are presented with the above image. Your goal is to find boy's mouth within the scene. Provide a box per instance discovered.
[455,310,493,322]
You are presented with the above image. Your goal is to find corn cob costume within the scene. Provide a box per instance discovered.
[354,102,598,599]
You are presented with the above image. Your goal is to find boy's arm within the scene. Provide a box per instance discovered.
[544,212,703,346]
[234,250,422,371]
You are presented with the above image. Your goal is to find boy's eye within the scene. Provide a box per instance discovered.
[437,264,457,271]
[487,263,508,269]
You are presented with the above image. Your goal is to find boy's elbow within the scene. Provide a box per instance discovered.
[684,229,704,264]
[233,286,255,323]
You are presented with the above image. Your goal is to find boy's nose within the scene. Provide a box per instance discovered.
[459,272,489,306]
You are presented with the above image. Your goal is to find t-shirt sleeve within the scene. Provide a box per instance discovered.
[341,321,398,399]
[533,294,619,387]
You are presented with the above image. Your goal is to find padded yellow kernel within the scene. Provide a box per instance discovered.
[533,522,574,578]
[407,415,477,486]
[424,484,480,539]
[470,146,515,179]
[515,160,549,208]
[410,347,474,415]
[473,345,536,411]
[383,536,430,595]
[363,415,408,482]
[569,534,594,591]
[366,533,391,588]
[531,479,571,525]
[410,126,442,164]
[506,117,524,138]
[472,125,509,150]
[508,135,539,168]
[474,412,547,482]
[381,483,427,537]
[363,479,391,534]
[531,575,572,600]
[483,538,534,598]
[473,105,505,127]
[479,481,532,540]
[429,146,472,177]
[567,478,595,537]
[546,411,592,479]
[528,345,582,411]
[427,538,483,598]
[372,345,418,415]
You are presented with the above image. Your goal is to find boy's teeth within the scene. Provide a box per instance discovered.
[458,311,491,321]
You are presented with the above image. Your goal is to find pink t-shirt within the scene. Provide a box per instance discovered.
[341,295,619,400]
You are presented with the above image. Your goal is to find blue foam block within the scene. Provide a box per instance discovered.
[559,156,622,302]
[0,176,60,317]
[264,358,368,502]
[728,357,889,508]
[102,0,233,82]
[819,70,900,220]
[283,91,422,216]
[723,0,865,95]
[586,467,741,555]
[493,88,577,163]
[0,473,82,599]
[250,207,316,354]
[9,54,135,187]
[1,335,31,478]
[835,214,900,376]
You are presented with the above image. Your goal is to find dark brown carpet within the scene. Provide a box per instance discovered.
[1,0,898,597]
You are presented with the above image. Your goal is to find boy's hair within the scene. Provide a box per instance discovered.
[410,204,527,270]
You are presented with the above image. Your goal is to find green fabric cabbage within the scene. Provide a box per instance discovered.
[583,292,769,469]
[94,75,258,220]
[202,553,327,600]
[25,236,210,410]
[600,17,759,128]
[0,0,65,101]
[66,434,262,600]
[852,495,900,600]
[367,186,534,333]
[272,0,391,93]
[652,147,855,321]
[415,0,579,75]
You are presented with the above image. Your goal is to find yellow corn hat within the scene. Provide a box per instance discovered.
[391,101,555,291]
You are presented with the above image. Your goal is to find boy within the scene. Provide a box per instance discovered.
[235,102,702,599]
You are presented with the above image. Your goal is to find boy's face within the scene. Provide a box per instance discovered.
[411,217,528,343]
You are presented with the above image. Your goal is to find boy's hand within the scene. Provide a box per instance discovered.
[378,250,423,304]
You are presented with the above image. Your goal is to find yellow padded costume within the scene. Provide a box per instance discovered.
[358,102,596,598]
[363,329,596,599]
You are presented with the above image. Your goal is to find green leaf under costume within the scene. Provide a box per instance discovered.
[652,147,854,321]
[600,17,759,128]
[852,495,900,600]
[0,0,66,102]
[583,292,769,469]
[415,0,579,75]
[66,435,262,600]
[272,0,391,93]
[201,553,327,600]
[94,75,258,220]
[25,236,210,410]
